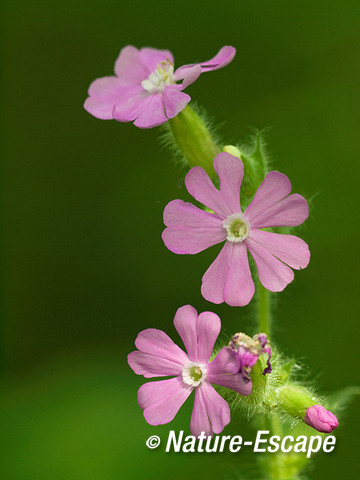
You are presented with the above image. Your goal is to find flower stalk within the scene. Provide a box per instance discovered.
[257,281,272,337]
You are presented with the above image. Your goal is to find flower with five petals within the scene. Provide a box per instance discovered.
[84,45,235,128]
[162,153,310,306]
[128,305,251,436]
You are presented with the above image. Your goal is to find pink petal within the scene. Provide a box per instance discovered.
[214,152,243,215]
[304,405,339,433]
[114,45,149,84]
[185,167,231,217]
[173,305,199,361]
[112,87,149,122]
[87,76,123,97]
[135,328,189,365]
[133,94,168,128]
[139,47,174,73]
[162,86,191,119]
[249,229,310,269]
[223,242,255,306]
[249,194,309,228]
[190,382,230,436]
[175,46,236,80]
[173,306,221,362]
[196,311,221,363]
[128,351,184,378]
[202,242,254,306]
[138,377,192,426]
[84,77,130,120]
[190,387,213,437]
[208,347,240,375]
[84,97,115,120]
[208,374,251,395]
[201,243,230,304]
[246,237,294,292]
[162,200,226,254]
[201,383,231,434]
[244,171,292,223]
[163,200,223,229]
[194,45,236,72]
[190,387,212,436]
[174,65,202,89]
[207,347,252,395]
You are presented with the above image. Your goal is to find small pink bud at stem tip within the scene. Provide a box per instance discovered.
[304,405,339,433]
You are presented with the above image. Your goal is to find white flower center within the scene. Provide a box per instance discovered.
[141,60,175,94]
[223,213,250,242]
[182,362,207,387]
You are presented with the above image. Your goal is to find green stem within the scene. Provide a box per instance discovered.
[262,413,303,480]
[257,281,272,336]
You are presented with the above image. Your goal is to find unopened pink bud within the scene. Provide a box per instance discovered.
[304,405,339,433]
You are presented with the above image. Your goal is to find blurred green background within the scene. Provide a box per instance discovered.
[2,0,359,479]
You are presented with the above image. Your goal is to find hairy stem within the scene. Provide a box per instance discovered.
[257,281,272,337]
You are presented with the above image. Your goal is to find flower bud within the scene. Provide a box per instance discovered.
[223,145,241,157]
[277,384,339,433]
[304,405,339,433]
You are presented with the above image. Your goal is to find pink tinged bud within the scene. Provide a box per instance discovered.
[304,405,339,433]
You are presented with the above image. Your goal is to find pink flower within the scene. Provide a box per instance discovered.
[84,45,236,128]
[162,153,310,306]
[304,405,339,433]
[127,305,251,436]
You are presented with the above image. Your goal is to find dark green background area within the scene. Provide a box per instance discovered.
[2,1,359,479]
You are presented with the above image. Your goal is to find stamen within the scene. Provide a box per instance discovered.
[141,60,175,94]
[182,362,207,387]
[223,213,250,242]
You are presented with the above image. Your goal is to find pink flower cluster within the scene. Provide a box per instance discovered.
[85,42,340,438]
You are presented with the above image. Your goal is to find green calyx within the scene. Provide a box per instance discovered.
[277,383,317,420]
[225,349,316,420]
[168,105,220,177]
[236,130,270,209]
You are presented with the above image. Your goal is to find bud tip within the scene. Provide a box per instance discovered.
[304,404,339,433]
[223,145,241,158]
